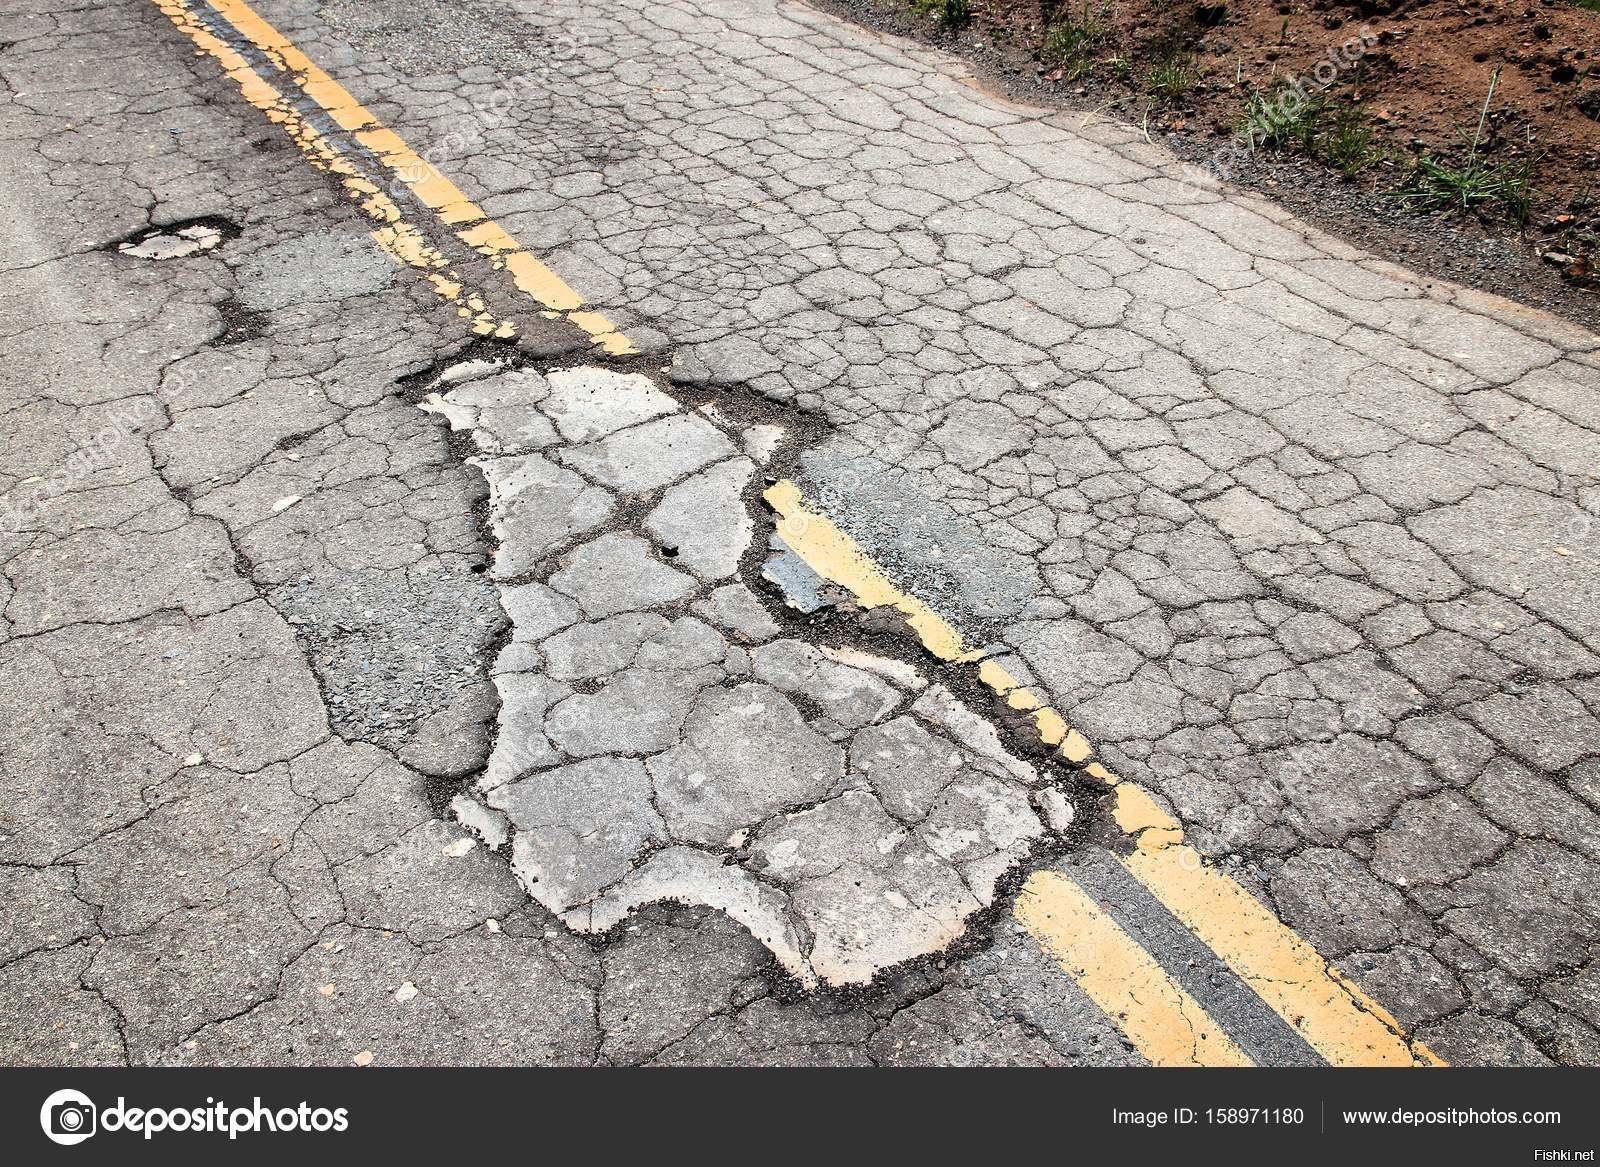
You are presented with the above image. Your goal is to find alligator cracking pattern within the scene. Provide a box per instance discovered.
[419,358,1078,991]
[1,0,1598,1066]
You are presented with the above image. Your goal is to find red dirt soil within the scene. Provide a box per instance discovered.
[887,0,1600,284]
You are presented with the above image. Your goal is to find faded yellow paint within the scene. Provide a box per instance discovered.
[979,659,1028,701]
[568,311,637,356]
[1085,760,1118,784]
[1058,727,1095,764]
[982,660,1074,749]
[151,0,507,334]
[502,253,586,313]
[1110,783,1184,850]
[767,480,1089,757]
[1121,842,1441,1067]
[1016,872,1254,1067]
[765,480,971,662]
[155,0,635,352]
[765,475,1442,1067]
[766,479,1176,774]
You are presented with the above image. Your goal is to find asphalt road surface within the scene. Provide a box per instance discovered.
[2,0,1598,1068]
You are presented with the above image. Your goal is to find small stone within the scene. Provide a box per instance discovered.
[742,424,786,464]
[1038,787,1076,832]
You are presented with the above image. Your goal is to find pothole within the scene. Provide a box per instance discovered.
[406,350,1086,991]
[113,217,238,260]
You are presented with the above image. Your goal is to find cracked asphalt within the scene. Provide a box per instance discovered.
[2,0,1599,1068]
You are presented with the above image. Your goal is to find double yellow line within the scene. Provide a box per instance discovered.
[153,0,633,352]
[154,0,1439,1067]
[765,489,1440,1068]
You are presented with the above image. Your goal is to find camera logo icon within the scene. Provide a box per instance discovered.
[40,1089,97,1146]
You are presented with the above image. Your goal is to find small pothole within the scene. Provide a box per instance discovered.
[113,217,238,260]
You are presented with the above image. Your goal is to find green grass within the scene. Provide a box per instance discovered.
[1398,154,1534,223]
[1390,69,1536,224]
[1042,3,1111,80]
[909,0,969,27]
[1321,105,1380,178]
[1238,85,1386,178]
[1143,25,1203,102]
[1146,49,1201,102]
[1239,86,1323,152]
[1395,70,1529,222]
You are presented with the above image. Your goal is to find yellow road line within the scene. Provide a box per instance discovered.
[764,480,1098,762]
[153,0,635,353]
[1119,841,1438,1067]
[765,480,1440,1067]
[152,0,507,336]
[1016,872,1254,1067]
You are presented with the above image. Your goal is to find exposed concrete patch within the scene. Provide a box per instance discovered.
[645,457,756,581]
[428,364,1071,987]
[113,217,237,260]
